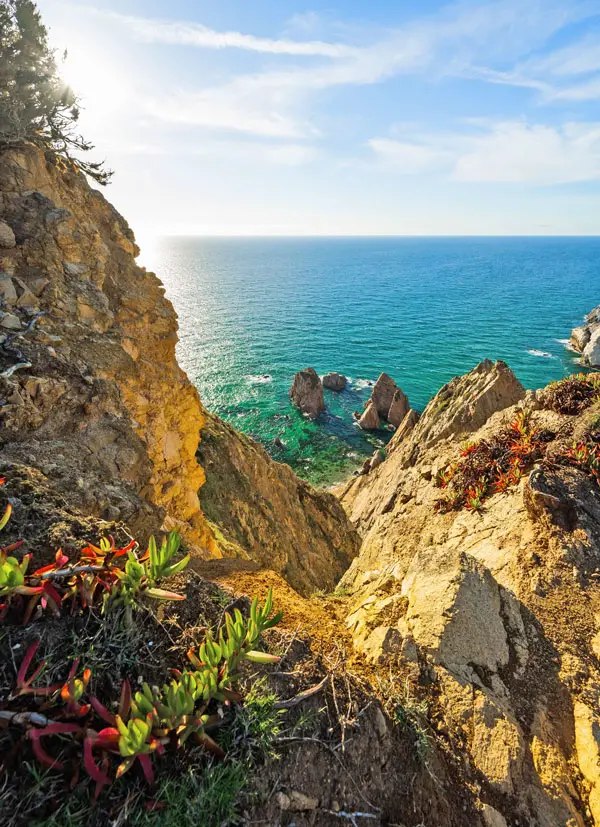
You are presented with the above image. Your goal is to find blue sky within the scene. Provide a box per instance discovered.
[37,0,600,235]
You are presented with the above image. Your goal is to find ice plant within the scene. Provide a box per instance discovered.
[5,591,283,794]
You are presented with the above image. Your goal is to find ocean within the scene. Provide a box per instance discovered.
[143,236,600,487]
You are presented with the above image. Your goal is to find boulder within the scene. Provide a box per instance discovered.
[0,311,21,330]
[322,372,347,391]
[400,547,513,683]
[387,387,409,427]
[0,220,15,248]
[358,400,380,430]
[290,367,325,419]
[0,277,18,305]
[371,372,399,418]
[583,326,600,367]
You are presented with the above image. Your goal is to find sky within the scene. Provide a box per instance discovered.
[35,0,600,235]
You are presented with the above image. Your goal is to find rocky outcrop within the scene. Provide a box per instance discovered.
[322,371,347,391]
[359,372,410,430]
[290,367,325,418]
[196,410,360,595]
[0,144,217,554]
[358,399,380,430]
[571,305,600,366]
[337,359,600,825]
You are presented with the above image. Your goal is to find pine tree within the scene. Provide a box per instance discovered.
[0,0,112,184]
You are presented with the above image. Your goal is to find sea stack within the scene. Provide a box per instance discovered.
[570,305,600,367]
[358,372,410,430]
[290,367,326,419]
[322,372,347,391]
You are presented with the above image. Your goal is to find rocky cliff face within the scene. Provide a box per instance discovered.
[196,410,360,595]
[337,359,600,826]
[571,305,600,367]
[0,145,217,553]
[0,144,358,592]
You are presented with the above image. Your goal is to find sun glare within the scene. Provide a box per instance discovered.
[60,47,129,113]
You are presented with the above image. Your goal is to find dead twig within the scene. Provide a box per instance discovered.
[274,675,329,709]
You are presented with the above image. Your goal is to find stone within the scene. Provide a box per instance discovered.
[583,326,600,367]
[277,790,319,811]
[400,548,512,682]
[0,277,18,304]
[322,371,347,391]
[387,387,410,427]
[471,694,524,793]
[358,400,380,430]
[290,367,325,419]
[481,804,508,827]
[29,277,50,296]
[0,312,21,330]
[574,702,600,824]
[370,449,384,471]
[64,261,89,276]
[571,325,591,352]
[0,220,16,248]
[361,625,401,663]
[371,372,399,418]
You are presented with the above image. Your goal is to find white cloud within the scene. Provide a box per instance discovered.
[368,121,600,184]
[94,10,358,57]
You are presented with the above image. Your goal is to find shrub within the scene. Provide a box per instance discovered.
[435,409,553,513]
[541,373,600,415]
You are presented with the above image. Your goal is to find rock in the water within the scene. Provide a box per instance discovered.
[322,372,347,391]
[570,304,600,366]
[387,387,410,427]
[583,326,600,367]
[362,372,411,429]
[358,399,380,430]
[0,220,16,248]
[371,372,399,418]
[289,367,325,419]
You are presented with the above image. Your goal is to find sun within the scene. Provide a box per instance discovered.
[59,46,129,114]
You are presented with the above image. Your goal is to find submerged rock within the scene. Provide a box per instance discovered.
[290,367,325,419]
[322,371,347,391]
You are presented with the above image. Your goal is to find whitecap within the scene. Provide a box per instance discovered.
[245,374,273,384]
[556,338,579,353]
[527,349,554,359]
[354,378,375,390]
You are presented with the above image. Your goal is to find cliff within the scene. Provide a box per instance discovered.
[196,410,359,595]
[0,143,358,590]
[5,143,600,827]
[0,144,216,554]
[336,360,600,827]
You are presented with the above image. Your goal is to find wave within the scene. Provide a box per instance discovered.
[353,378,376,390]
[245,374,273,384]
[527,349,554,359]
[556,338,579,353]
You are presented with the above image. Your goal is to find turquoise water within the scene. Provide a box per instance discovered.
[145,237,600,486]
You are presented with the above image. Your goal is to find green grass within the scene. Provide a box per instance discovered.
[132,763,246,827]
